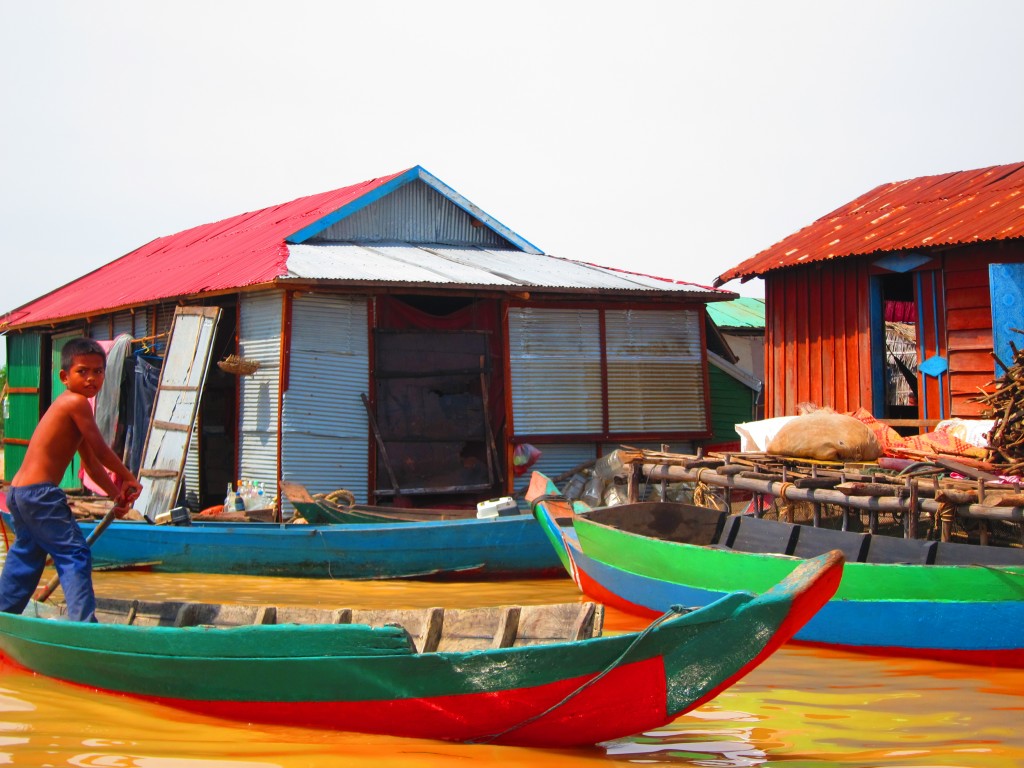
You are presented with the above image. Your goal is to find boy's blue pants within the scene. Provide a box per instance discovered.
[0,483,97,622]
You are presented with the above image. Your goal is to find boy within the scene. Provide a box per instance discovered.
[0,338,143,621]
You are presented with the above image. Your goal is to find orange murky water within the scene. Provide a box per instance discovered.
[0,567,1021,766]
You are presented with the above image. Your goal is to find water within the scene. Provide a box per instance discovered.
[1,568,1022,766]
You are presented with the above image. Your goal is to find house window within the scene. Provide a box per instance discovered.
[508,306,707,438]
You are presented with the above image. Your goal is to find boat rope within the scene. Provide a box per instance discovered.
[528,493,569,514]
[471,604,689,744]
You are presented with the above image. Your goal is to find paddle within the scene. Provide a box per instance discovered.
[36,497,131,603]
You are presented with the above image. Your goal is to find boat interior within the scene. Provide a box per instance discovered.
[30,597,605,653]
[582,503,1024,567]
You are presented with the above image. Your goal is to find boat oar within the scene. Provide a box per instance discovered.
[36,501,128,603]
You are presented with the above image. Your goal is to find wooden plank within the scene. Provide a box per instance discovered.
[133,307,222,522]
[491,606,521,649]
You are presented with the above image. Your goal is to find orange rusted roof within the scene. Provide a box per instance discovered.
[716,161,1024,286]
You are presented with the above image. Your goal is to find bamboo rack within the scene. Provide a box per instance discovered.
[606,448,1024,545]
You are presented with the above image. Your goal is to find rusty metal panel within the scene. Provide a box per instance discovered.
[720,162,1024,285]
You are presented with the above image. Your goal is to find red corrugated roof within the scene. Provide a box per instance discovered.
[716,161,1024,286]
[1,169,410,329]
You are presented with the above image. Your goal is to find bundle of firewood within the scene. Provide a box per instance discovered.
[976,337,1024,473]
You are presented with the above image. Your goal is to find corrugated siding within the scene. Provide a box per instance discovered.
[709,365,755,445]
[282,293,369,507]
[311,179,508,247]
[605,309,706,431]
[766,260,873,417]
[111,311,135,338]
[3,332,42,482]
[238,291,282,499]
[510,443,599,497]
[508,308,603,434]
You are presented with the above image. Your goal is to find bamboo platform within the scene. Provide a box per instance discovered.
[604,448,1024,546]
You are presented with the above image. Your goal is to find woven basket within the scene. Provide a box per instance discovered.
[217,355,261,376]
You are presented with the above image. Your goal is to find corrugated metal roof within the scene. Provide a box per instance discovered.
[705,297,765,330]
[3,165,728,330]
[716,161,1024,286]
[286,243,722,294]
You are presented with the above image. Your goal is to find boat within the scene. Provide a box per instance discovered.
[280,481,479,524]
[0,492,560,580]
[0,552,843,747]
[527,472,1024,667]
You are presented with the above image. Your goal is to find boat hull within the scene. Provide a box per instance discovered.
[0,504,561,579]
[529,476,1024,667]
[0,551,843,746]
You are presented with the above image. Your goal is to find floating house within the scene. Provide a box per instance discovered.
[715,162,1024,423]
[2,166,736,512]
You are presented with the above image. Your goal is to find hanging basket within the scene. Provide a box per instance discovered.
[217,354,261,376]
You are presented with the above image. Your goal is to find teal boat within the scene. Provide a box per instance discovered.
[0,552,842,747]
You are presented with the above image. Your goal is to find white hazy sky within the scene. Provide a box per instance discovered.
[2,2,1022,332]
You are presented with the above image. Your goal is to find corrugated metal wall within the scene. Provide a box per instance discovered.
[311,179,508,247]
[765,260,873,417]
[708,364,756,446]
[281,293,370,506]
[238,291,283,500]
[509,307,709,434]
[508,308,603,434]
[3,332,42,482]
[605,309,705,431]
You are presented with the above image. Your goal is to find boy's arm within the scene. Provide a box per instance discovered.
[69,395,143,506]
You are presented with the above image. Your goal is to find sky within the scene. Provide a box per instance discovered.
[2,1,1023,365]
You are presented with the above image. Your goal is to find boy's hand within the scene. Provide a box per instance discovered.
[118,479,143,508]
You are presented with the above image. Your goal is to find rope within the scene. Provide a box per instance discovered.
[471,604,688,744]
[529,493,569,514]
[778,482,795,502]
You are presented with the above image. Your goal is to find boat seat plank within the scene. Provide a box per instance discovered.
[933,541,1024,567]
[491,606,522,648]
[792,525,870,562]
[865,536,937,565]
[723,515,800,555]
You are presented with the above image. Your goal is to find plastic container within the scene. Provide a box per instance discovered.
[476,497,519,518]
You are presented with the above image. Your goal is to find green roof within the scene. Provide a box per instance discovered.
[706,297,764,330]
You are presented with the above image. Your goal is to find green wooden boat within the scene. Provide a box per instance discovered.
[0,550,842,747]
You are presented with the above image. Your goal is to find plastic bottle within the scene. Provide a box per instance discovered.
[580,475,606,508]
[564,472,587,501]
[234,480,247,511]
[224,483,236,512]
[593,450,626,481]
[255,481,266,509]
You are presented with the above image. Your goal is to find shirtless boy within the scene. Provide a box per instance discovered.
[0,338,142,621]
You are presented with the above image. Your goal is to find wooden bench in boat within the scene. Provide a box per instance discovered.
[86,597,603,653]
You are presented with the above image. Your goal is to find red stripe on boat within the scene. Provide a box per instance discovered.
[141,656,668,747]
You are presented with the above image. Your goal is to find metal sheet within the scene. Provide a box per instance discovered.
[719,162,1024,285]
[281,293,369,507]
[237,291,282,501]
[508,308,603,435]
[990,263,1024,375]
[605,309,706,432]
[311,179,508,247]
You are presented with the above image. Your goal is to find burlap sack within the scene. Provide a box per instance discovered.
[766,408,882,461]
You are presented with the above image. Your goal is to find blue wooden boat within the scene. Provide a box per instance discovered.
[527,472,1024,667]
[0,494,561,580]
